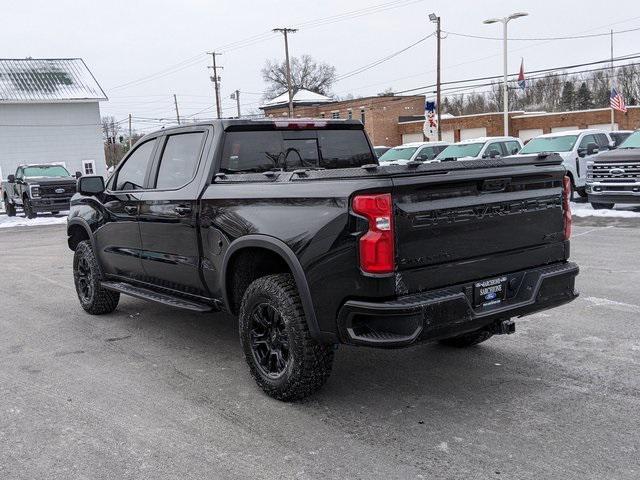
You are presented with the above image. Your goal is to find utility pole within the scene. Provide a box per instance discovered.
[173,94,181,124]
[230,90,241,118]
[273,27,297,117]
[610,29,615,131]
[128,114,132,149]
[207,52,223,119]
[429,13,442,141]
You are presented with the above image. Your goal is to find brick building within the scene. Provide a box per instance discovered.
[399,107,640,144]
[261,92,640,147]
[261,93,424,146]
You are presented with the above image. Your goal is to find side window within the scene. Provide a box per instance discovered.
[115,139,156,191]
[505,141,521,155]
[415,146,435,161]
[15,168,23,180]
[579,134,596,149]
[595,134,610,150]
[486,143,502,158]
[154,132,205,189]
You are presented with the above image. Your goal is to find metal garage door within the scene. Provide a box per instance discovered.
[588,123,618,131]
[519,128,543,143]
[441,130,455,143]
[551,126,578,133]
[402,133,423,144]
[460,127,486,140]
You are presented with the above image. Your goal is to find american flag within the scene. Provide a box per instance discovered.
[610,87,627,113]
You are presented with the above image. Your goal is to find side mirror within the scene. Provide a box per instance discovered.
[489,150,501,158]
[609,140,616,149]
[75,171,82,179]
[77,175,105,196]
[7,174,15,183]
[586,142,599,156]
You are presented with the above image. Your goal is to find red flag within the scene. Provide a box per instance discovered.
[517,59,526,90]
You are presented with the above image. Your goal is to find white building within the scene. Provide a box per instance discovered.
[0,58,107,182]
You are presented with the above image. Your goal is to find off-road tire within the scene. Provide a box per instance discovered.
[590,202,614,210]
[439,328,493,348]
[4,197,16,217]
[73,240,120,315]
[239,273,334,401]
[23,197,37,219]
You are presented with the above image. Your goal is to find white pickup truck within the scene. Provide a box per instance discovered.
[519,129,613,197]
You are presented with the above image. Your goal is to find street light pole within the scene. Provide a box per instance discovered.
[483,12,528,136]
[429,13,442,141]
[273,27,298,118]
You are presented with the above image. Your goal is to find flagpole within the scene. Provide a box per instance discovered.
[610,29,615,131]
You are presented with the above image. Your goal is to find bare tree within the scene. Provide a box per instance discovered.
[262,54,337,98]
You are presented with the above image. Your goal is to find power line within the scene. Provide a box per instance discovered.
[442,25,640,41]
[334,33,435,82]
[394,52,640,95]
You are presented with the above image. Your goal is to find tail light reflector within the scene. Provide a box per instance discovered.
[352,193,395,274]
[562,175,572,240]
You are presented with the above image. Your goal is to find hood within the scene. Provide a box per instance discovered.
[593,148,640,162]
[23,176,76,185]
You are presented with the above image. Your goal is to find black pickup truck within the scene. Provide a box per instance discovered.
[67,119,578,400]
[2,164,78,218]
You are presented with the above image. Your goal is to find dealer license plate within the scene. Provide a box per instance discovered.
[474,276,507,307]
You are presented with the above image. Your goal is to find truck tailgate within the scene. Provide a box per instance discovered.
[392,164,568,294]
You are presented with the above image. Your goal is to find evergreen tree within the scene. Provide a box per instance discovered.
[560,81,575,111]
[575,82,592,110]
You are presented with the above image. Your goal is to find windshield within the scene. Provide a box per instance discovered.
[618,131,640,149]
[520,135,578,154]
[378,147,418,162]
[22,165,70,178]
[436,143,484,159]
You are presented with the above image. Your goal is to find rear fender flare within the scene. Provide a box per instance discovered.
[221,235,324,342]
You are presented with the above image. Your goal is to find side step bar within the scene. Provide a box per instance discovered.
[101,281,214,313]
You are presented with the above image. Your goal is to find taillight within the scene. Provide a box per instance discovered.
[562,175,572,240]
[352,193,395,274]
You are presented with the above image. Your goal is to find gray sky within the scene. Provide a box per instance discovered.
[4,0,640,133]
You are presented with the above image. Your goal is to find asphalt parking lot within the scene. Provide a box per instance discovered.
[1,218,639,480]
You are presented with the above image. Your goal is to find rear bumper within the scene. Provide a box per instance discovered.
[30,197,72,212]
[337,262,579,347]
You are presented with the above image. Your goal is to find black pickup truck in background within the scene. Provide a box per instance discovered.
[67,119,579,401]
[2,164,79,218]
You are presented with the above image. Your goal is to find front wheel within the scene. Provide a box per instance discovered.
[239,273,334,401]
[73,240,120,314]
[439,328,493,348]
[591,202,614,210]
[23,197,37,219]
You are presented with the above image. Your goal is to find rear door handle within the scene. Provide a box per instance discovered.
[124,205,138,214]
[175,205,192,216]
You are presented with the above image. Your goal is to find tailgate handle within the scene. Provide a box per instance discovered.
[481,178,510,192]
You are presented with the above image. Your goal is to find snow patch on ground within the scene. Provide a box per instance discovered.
[0,213,68,229]
[571,202,640,218]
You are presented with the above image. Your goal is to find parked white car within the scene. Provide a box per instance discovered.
[519,129,613,196]
[378,141,450,165]
[435,136,523,162]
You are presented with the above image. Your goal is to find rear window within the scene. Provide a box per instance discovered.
[220,129,374,173]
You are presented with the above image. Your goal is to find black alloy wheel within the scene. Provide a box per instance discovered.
[74,255,94,303]
[249,303,290,379]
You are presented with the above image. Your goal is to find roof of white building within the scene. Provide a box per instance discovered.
[261,89,332,109]
[0,58,107,103]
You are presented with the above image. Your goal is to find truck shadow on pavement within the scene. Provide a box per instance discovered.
[108,296,549,415]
